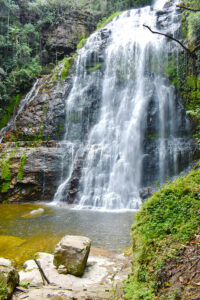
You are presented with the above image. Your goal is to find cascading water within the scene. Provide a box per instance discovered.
[53,0,194,209]
[0,79,40,143]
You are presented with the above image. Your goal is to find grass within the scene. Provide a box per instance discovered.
[123,162,200,299]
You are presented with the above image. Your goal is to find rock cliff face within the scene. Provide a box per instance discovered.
[0,9,101,203]
[0,63,74,202]
[0,141,63,202]
[17,2,99,64]
[0,20,109,203]
[43,11,98,63]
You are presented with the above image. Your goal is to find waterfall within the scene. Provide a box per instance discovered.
[53,0,194,209]
[0,79,40,143]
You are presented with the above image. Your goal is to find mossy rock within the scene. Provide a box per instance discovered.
[0,258,19,299]
[53,235,91,276]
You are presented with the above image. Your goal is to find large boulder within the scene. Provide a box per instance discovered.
[53,235,91,276]
[0,258,19,299]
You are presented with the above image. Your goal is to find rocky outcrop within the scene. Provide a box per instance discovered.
[2,65,69,143]
[17,249,131,300]
[0,258,19,299]
[43,11,98,63]
[66,152,87,204]
[0,141,73,202]
[17,1,99,65]
[0,21,111,203]
[53,235,91,276]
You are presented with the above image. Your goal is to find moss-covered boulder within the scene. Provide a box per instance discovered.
[53,235,91,276]
[0,258,19,299]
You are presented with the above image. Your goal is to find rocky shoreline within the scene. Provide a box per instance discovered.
[14,249,131,300]
[0,235,131,300]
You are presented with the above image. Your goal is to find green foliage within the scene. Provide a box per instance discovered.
[0,0,153,128]
[123,163,200,299]
[61,54,77,81]
[0,94,21,130]
[19,281,30,288]
[51,72,58,83]
[1,159,11,182]
[1,155,12,193]
[163,1,200,143]
[1,181,11,193]
[188,12,200,45]
[0,280,8,300]
[87,62,103,72]
[17,154,26,181]
[0,150,16,193]
[77,38,86,50]
[91,0,152,14]
[97,11,122,30]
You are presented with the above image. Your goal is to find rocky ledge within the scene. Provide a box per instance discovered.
[13,249,131,300]
[0,235,131,300]
[0,141,78,202]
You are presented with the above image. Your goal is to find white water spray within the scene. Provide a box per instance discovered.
[53,0,193,209]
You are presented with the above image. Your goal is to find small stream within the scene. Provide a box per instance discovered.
[0,203,135,267]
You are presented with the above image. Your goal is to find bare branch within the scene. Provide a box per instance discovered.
[34,259,50,285]
[176,5,200,12]
[143,25,197,58]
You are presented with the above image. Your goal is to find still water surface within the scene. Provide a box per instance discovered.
[0,203,135,267]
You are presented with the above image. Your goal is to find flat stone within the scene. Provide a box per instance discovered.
[53,235,91,276]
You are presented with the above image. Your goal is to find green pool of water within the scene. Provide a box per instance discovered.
[0,203,135,268]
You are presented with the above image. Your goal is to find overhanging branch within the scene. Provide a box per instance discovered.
[176,5,200,12]
[143,25,198,58]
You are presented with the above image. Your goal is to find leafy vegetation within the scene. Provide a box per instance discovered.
[123,162,200,299]
[97,11,122,30]
[1,157,11,193]
[17,154,26,181]
[0,150,16,193]
[125,5,200,293]
[91,0,152,13]
[0,0,153,130]
[163,0,200,142]
[0,94,21,130]
[60,54,77,81]
[87,62,103,72]
[77,38,86,50]
[0,279,8,300]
